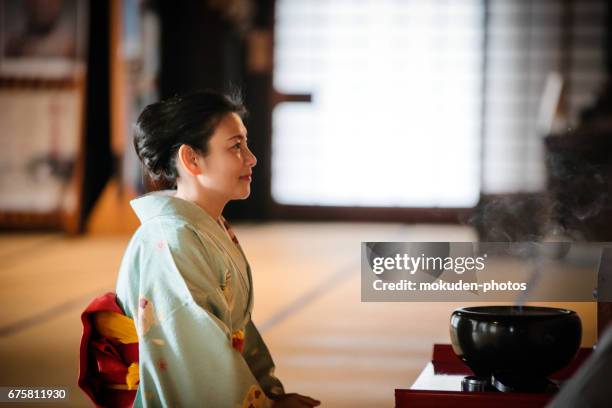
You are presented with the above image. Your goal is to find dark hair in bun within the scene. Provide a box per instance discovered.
[133,89,247,186]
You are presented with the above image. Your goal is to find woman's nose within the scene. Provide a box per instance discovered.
[245,146,257,167]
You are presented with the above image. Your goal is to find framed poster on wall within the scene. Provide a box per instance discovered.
[0,78,86,232]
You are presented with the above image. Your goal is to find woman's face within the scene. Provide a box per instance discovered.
[197,112,257,201]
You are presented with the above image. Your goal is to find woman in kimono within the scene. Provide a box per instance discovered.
[115,91,320,408]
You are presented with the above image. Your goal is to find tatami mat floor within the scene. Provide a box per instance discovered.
[0,224,596,407]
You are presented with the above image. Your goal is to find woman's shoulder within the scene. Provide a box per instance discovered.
[130,212,203,245]
[129,214,228,278]
[116,215,226,320]
[142,213,222,256]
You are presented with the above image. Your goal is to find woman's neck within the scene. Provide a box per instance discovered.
[174,184,226,221]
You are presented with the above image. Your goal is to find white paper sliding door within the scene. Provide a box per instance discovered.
[272,0,483,207]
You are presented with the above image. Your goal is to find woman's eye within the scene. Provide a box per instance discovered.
[232,142,241,150]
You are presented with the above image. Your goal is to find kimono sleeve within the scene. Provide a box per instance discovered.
[135,301,271,408]
[243,320,285,399]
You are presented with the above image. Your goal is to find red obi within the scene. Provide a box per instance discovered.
[78,292,139,408]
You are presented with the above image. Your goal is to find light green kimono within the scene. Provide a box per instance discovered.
[115,192,284,407]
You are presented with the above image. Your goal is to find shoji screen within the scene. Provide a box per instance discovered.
[272,0,483,207]
[482,0,607,193]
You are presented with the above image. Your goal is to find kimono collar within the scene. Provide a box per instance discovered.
[130,190,223,232]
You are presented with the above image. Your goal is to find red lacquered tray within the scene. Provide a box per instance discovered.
[395,344,592,408]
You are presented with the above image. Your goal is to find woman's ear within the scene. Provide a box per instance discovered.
[177,144,203,176]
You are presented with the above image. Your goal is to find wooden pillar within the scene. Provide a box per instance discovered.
[598,247,612,338]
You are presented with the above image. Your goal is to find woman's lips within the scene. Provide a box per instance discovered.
[239,175,252,181]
